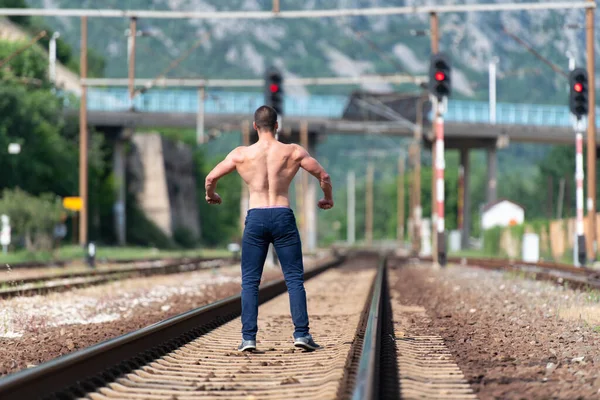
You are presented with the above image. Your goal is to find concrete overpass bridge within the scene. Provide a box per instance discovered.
[76,87,591,250]
[80,87,588,144]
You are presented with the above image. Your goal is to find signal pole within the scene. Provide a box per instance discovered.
[433,99,447,266]
[570,68,590,266]
[430,12,439,264]
[575,124,586,266]
[586,0,596,260]
[429,52,451,266]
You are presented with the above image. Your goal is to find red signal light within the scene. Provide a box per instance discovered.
[574,82,583,93]
[435,71,445,81]
[270,84,279,93]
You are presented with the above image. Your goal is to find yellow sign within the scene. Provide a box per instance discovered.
[63,196,82,211]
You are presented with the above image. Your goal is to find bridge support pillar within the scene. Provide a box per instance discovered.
[486,147,498,204]
[113,139,126,246]
[460,149,471,249]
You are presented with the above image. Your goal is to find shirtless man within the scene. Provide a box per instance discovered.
[205,105,333,352]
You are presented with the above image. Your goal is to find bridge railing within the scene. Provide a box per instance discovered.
[86,88,598,128]
[445,100,574,127]
[88,88,347,118]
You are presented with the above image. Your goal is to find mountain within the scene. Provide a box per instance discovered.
[25,0,592,104]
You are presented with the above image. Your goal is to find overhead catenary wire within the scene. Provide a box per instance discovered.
[134,32,211,97]
[0,2,593,19]
[348,28,419,84]
[502,28,568,79]
[0,30,47,69]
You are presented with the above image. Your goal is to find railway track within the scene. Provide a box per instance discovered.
[0,256,230,299]
[433,256,600,291]
[0,252,480,400]
[2,254,228,270]
[0,254,367,398]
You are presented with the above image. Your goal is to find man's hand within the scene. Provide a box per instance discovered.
[206,193,222,205]
[318,198,334,210]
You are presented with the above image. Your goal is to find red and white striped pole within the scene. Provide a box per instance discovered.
[575,122,586,266]
[435,100,447,266]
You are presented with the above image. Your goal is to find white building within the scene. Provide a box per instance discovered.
[481,199,525,230]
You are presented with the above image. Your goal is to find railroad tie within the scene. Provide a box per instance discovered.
[393,304,477,400]
[85,267,377,400]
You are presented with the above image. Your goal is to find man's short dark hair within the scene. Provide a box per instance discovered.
[254,105,278,132]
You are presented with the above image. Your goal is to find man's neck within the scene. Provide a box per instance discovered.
[257,131,277,142]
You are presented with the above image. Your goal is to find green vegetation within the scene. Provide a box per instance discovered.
[0,189,63,251]
[0,1,594,258]
[0,245,230,264]
[0,0,105,77]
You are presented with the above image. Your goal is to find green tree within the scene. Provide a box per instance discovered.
[195,151,242,246]
[0,188,63,251]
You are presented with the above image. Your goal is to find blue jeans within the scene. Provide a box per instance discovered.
[241,207,309,340]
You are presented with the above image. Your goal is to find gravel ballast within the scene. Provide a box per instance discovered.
[390,260,600,399]
[0,263,285,376]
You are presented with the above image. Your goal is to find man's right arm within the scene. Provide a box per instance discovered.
[296,145,333,201]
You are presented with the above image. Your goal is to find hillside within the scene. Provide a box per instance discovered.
[25,0,588,104]
[22,0,566,217]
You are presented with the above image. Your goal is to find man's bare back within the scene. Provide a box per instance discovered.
[205,127,333,210]
[204,105,331,352]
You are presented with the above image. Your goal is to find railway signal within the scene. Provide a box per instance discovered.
[429,53,452,101]
[569,68,588,119]
[569,67,588,267]
[265,66,284,115]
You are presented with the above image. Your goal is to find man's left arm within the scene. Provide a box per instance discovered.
[205,147,241,203]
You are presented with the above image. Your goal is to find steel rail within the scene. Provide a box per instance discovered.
[416,255,600,290]
[351,254,387,400]
[3,254,223,270]
[0,255,343,400]
[0,256,229,299]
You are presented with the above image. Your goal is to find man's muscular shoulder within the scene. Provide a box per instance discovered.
[289,143,308,161]
[228,146,246,163]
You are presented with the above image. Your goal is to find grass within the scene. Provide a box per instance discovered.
[448,249,508,260]
[0,245,231,265]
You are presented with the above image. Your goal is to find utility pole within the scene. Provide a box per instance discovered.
[197,86,205,145]
[365,162,374,245]
[347,170,356,245]
[78,16,88,247]
[112,17,137,247]
[458,164,464,232]
[240,121,250,234]
[489,57,498,124]
[430,12,439,264]
[412,93,426,255]
[300,120,309,247]
[408,143,415,244]
[397,154,405,244]
[127,17,137,111]
[586,0,596,261]
[295,175,303,239]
